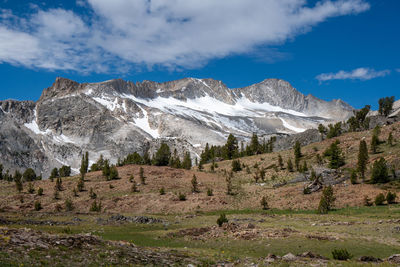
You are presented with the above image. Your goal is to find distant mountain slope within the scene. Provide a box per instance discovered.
[0,77,353,177]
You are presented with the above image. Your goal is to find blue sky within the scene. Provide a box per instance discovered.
[0,0,399,109]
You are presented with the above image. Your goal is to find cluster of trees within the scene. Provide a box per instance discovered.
[200,133,276,166]
[50,165,71,180]
[0,165,43,182]
[113,144,192,170]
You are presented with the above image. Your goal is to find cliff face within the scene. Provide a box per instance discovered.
[0,77,353,177]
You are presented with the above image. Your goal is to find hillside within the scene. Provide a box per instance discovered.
[1,120,399,214]
[1,119,400,266]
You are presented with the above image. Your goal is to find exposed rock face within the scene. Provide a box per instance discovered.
[0,77,353,177]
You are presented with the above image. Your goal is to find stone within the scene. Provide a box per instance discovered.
[282,253,297,261]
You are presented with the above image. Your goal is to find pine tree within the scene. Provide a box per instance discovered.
[378,96,395,116]
[350,169,357,184]
[388,132,394,147]
[55,177,62,191]
[318,185,335,214]
[287,158,294,172]
[102,160,111,178]
[223,134,239,160]
[294,141,302,159]
[278,154,283,170]
[182,152,192,170]
[371,133,379,154]
[50,168,59,181]
[80,152,89,176]
[371,157,389,184]
[357,140,369,179]
[108,165,119,180]
[191,174,199,193]
[139,167,145,184]
[250,133,260,155]
[14,170,23,193]
[154,143,171,166]
[77,175,85,192]
[131,179,139,193]
[260,196,269,210]
[324,140,345,169]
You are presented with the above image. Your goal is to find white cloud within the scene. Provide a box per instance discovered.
[0,0,370,73]
[316,67,391,82]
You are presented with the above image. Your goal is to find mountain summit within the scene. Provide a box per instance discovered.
[0,77,353,176]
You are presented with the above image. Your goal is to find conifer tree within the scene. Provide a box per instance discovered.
[371,133,379,154]
[278,154,283,170]
[139,167,145,184]
[250,133,260,155]
[226,171,233,195]
[182,152,192,170]
[154,143,171,166]
[318,185,335,214]
[294,141,302,159]
[223,134,239,160]
[324,140,345,169]
[388,132,394,147]
[260,196,269,210]
[371,157,389,184]
[357,140,369,179]
[14,170,23,193]
[191,174,199,193]
[287,158,294,172]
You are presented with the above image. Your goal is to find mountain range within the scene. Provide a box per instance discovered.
[0,77,355,177]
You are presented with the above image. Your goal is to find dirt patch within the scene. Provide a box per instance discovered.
[167,223,299,241]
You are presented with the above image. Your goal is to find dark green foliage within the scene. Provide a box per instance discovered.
[249,133,260,155]
[295,157,300,172]
[37,187,43,196]
[14,170,23,192]
[182,152,192,170]
[191,174,199,193]
[217,213,228,227]
[102,160,111,178]
[34,201,42,211]
[231,159,242,172]
[50,168,59,180]
[370,132,380,154]
[310,168,317,181]
[323,140,345,169]
[89,187,97,199]
[23,168,37,181]
[318,185,335,214]
[159,187,165,195]
[278,154,283,170]
[139,167,145,184]
[90,200,102,212]
[357,140,369,179]
[294,141,302,159]
[301,161,308,173]
[386,191,397,204]
[207,188,213,196]
[378,96,395,116]
[347,105,371,132]
[327,122,342,139]
[287,158,294,172]
[59,166,71,177]
[332,248,352,260]
[374,193,386,205]
[154,143,171,166]
[316,154,323,165]
[223,134,239,160]
[303,187,311,194]
[90,155,107,171]
[80,151,89,176]
[350,170,357,184]
[371,157,389,184]
[55,177,62,191]
[178,192,186,201]
[27,182,35,194]
[260,196,269,210]
[388,132,394,147]
[65,199,74,211]
[108,166,119,180]
[318,124,327,136]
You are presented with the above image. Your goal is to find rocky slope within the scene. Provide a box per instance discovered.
[0,77,353,177]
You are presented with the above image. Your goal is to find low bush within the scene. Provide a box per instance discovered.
[332,248,352,260]
[217,213,228,227]
[375,193,386,206]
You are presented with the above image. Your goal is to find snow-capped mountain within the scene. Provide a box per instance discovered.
[0,77,353,177]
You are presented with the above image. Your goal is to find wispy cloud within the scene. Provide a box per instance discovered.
[316,67,391,82]
[0,0,370,73]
